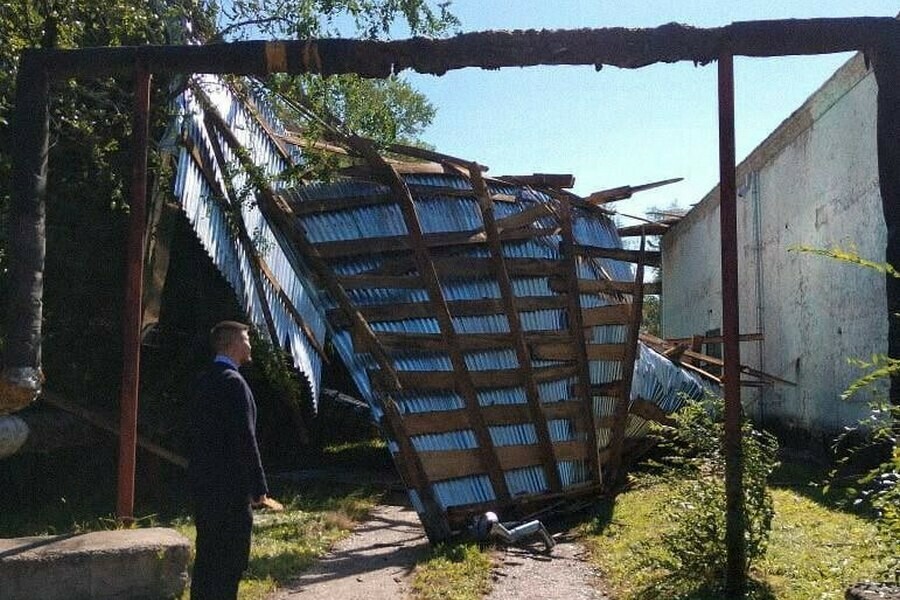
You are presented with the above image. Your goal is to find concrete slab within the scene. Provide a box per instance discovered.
[0,527,190,600]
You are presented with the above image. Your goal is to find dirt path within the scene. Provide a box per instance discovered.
[267,502,429,600]
[269,501,608,600]
[487,533,609,600]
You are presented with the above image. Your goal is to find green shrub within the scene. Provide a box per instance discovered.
[637,394,779,591]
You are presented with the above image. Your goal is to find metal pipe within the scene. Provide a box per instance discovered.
[718,52,746,596]
[116,62,151,523]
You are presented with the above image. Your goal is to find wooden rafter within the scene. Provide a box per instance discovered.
[572,244,662,268]
[327,295,571,327]
[192,86,401,390]
[348,137,512,503]
[185,113,279,348]
[557,197,602,483]
[469,164,563,493]
[31,19,900,79]
[605,236,647,488]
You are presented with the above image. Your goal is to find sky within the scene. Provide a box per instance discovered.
[399,1,899,220]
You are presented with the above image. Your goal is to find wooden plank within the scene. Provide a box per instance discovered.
[617,223,670,237]
[471,164,563,492]
[572,244,662,268]
[327,295,571,327]
[193,87,402,390]
[374,364,579,391]
[549,276,662,295]
[604,235,647,488]
[494,202,554,232]
[588,380,624,397]
[313,225,561,258]
[346,137,512,503]
[499,173,576,189]
[418,440,590,482]
[664,332,764,345]
[288,191,393,216]
[41,390,187,469]
[630,397,676,426]
[557,197,602,483]
[585,177,683,205]
[582,304,633,327]
[335,273,423,289]
[356,255,564,279]
[355,330,514,352]
[531,342,625,362]
[36,20,900,81]
[401,400,587,437]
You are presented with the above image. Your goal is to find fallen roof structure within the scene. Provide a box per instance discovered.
[170,75,721,539]
[2,17,897,590]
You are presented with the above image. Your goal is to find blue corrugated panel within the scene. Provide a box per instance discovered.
[547,419,581,442]
[395,391,464,414]
[173,77,329,408]
[505,466,550,496]
[411,431,478,452]
[489,424,538,447]
[478,387,527,406]
[557,460,590,487]
[433,475,496,510]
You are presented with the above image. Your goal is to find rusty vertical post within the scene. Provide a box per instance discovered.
[117,61,151,523]
[718,52,746,595]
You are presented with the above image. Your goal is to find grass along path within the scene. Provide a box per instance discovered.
[580,481,889,600]
[173,482,381,600]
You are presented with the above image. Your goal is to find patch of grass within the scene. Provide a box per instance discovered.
[411,542,494,600]
[173,483,381,600]
[581,480,890,600]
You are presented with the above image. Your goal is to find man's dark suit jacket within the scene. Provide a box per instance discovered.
[187,361,268,506]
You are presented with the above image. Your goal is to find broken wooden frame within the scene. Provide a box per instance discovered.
[4,17,900,595]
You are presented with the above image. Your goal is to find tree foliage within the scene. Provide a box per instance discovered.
[0,0,455,406]
[637,394,779,594]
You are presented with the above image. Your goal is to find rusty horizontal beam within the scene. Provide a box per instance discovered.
[27,18,900,79]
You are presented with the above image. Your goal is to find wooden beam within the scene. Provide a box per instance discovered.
[418,441,588,482]
[347,136,511,503]
[530,342,626,362]
[617,222,671,237]
[312,225,560,258]
[605,235,647,487]
[572,244,662,268]
[664,332,764,345]
[557,198,602,483]
[494,202,554,232]
[581,304,633,327]
[373,363,579,391]
[549,276,662,295]
[193,87,402,390]
[197,110,280,347]
[29,19,900,80]
[500,173,575,189]
[585,177,683,205]
[328,295,571,327]
[401,400,584,437]
[381,396,451,540]
[470,164,564,492]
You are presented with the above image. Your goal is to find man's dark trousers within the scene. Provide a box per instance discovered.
[190,498,252,600]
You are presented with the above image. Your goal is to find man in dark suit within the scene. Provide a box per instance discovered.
[187,320,272,599]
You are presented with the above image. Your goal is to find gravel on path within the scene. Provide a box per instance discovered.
[268,503,428,600]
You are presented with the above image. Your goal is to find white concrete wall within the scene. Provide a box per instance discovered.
[661,54,887,436]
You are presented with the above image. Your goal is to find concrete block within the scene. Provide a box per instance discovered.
[0,527,190,600]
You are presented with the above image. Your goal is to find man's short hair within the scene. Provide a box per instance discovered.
[210,320,250,354]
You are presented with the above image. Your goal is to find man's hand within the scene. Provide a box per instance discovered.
[252,494,284,512]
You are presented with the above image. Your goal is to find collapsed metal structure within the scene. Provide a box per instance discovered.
[2,17,898,592]
[172,75,716,538]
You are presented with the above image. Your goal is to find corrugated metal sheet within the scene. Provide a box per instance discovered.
[172,76,327,407]
[171,79,719,537]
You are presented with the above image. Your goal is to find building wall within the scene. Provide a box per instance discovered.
[661,53,887,436]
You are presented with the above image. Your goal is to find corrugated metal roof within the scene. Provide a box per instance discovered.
[172,76,327,407]
[171,77,718,538]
